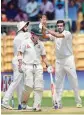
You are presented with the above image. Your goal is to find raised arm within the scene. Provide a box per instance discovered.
[42,25,64,38]
[40,16,64,38]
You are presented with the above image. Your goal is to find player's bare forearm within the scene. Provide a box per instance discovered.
[42,28,49,39]
[43,26,64,38]
[42,55,50,67]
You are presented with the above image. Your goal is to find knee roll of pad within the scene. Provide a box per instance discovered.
[24,85,33,93]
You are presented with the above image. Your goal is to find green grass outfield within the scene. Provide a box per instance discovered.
[1,97,84,114]
[9,97,84,107]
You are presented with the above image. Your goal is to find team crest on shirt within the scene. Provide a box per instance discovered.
[26,44,30,48]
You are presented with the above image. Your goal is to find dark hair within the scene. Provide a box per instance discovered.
[56,20,65,26]
[40,15,47,19]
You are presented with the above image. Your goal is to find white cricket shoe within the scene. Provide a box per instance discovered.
[26,105,33,110]
[76,103,82,108]
[33,104,41,111]
[1,103,13,110]
[33,107,41,111]
[22,104,32,110]
[58,103,63,109]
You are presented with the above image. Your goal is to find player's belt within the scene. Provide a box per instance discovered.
[33,64,37,68]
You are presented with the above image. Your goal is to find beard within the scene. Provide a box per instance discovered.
[58,29,64,33]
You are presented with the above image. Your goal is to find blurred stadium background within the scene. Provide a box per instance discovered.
[1,0,84,109]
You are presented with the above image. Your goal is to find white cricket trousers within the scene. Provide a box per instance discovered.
[22,63,44,108]
[55,55,82,104]
[3,56,24,105]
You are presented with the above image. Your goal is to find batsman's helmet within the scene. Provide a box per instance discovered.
[17,21,29,32]
[31,28,42,36]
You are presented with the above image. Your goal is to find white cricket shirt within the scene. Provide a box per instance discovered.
[13,31,31,56]
[49,30,73,59]
[19,39,46,65]
[34,40,46,64]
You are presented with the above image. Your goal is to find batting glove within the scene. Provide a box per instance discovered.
[47,66,53,73]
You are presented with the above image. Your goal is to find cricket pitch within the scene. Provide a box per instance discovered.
[1,107,84,114]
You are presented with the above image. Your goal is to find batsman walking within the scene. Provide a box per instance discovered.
[18,28,52,111]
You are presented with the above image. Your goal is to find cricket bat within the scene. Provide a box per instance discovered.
[50,72,58,109]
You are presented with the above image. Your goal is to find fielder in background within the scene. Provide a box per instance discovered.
[1,21,32,110]
[18,28,52,111]
[40,17,82,108]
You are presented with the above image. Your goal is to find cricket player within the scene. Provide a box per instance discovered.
[18,28,52,111]
[40,18,82,108]
[1,21,32,110]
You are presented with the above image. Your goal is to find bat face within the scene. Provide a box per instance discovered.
[50,73,58,109]
[51,83,55,95]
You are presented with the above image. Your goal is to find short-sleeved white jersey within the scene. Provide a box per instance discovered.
[13,31,31,56]
[34,40,46,62]
[49,30,73,59]
[18,39,46,64]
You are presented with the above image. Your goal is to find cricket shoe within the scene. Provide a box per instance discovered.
[76,103,82,108]
[33,104,41,112]
[22,104,32,110]
[53,102,62,109]
[18,104,22,110]
[54,103,58,109]
[52,102,58,109]
[26,105,33,110]
[33,107,41,112]
[58,103,63,109]
[1,103,13,110]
